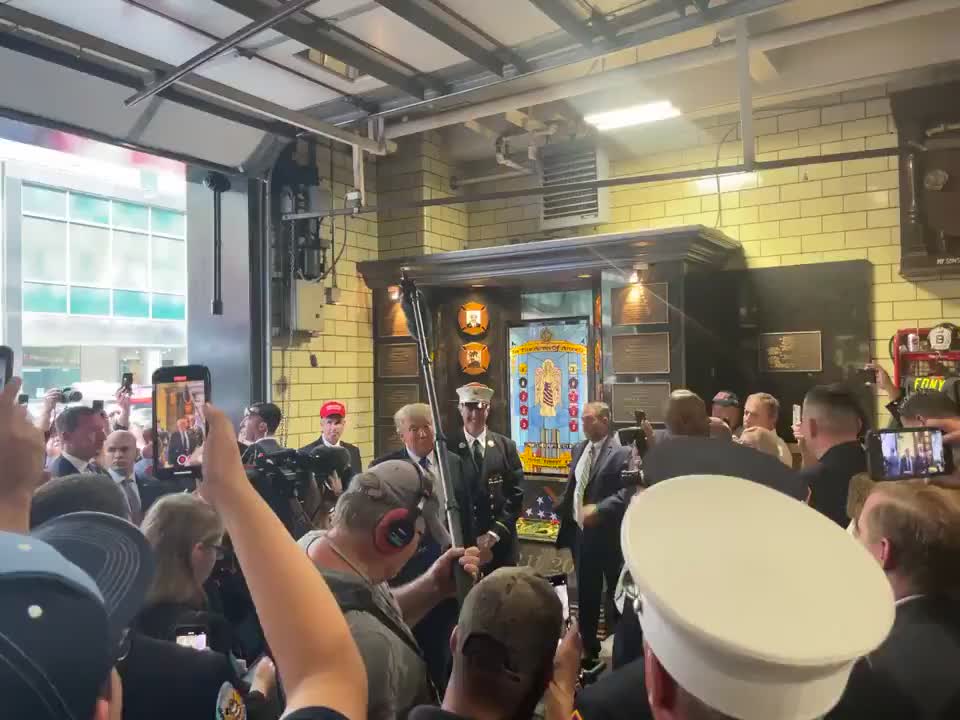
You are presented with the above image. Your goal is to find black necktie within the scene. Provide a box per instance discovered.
[472,439,484,471]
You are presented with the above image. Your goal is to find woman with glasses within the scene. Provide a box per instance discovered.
[135,493,234,655]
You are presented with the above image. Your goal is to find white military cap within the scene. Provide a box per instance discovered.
[456,382,494,406]
[622,475,894,720]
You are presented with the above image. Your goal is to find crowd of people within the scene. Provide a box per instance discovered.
[4,360,960,720]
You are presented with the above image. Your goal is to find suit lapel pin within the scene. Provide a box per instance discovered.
[487,440,495,448]
[458,441,467,449]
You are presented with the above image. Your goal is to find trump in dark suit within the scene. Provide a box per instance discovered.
[556,401,631,661]
[166,418,197,466]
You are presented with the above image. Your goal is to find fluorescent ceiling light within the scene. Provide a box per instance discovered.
[585,101,681,131]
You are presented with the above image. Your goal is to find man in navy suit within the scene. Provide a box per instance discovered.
[167,417,198,467]
[49,405,108,478]
[372,402,475,693]
[556,401,631,667]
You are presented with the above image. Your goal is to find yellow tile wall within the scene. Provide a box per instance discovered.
[465,87,960,418]
[270,144,377,463]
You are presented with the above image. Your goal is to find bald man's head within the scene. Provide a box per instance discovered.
[104,430,138,475]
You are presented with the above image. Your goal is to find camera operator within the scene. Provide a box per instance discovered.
[240,402,284,462]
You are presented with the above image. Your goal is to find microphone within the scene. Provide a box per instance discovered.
[400,279,433,347]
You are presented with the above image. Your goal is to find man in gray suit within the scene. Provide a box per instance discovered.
[556,401,631,667]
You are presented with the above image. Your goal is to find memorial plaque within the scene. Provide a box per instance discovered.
[377,384,420,420]
[612,333,670,374]
[611,382,671,424]
[612,283,668,326]
[759,331,823,373]
[377,343,419,378]
[376,425,404,455]
[377,298,410,337]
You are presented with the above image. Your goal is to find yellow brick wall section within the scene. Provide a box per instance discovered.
[464,88,959,419]
[270,145,376,465]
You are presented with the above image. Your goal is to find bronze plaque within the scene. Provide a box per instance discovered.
[611,283,668,326]
[377,343,419,378]
[612,333,670,374]
[377,298,410,337]
[377,384,420,420]
[611,382,671,424]
[759,331,823,373]
[376,425,404,455]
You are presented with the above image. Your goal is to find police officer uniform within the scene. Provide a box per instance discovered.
[447,383,524,572]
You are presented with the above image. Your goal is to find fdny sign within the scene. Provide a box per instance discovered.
[913,376,947,392]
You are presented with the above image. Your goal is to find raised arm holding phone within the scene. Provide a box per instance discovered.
[199,403,368,720]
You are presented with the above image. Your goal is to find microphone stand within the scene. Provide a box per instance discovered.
[400,272,472,605]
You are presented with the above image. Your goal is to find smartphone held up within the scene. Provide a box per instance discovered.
[866,427,954,481]
[151,365,211,483]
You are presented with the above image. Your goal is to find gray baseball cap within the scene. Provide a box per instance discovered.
[457,567,563,677]
[351,459,450,546]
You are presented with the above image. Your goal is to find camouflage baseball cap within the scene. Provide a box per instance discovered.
[457,567,563,677]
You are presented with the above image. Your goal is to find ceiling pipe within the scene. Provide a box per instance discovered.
[453,168,534,189]
[384,0,958,139]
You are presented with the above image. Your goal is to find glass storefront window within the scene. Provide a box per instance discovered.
[151,236,186,294]
[2,120,190,413]
[113,290,150,318]
[70,193,110,225]
[70,225,111,286]
[22,185,66,217]
[23,282,67,313]
[22,217,67,282]
[152,293,186,320]
[114,201,149,231]
[70,286,111,315]
[112,231,149,290]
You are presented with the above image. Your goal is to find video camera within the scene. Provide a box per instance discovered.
[56,387,83,403]
[244,444,351,537]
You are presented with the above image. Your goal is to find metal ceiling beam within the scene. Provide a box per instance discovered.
[503,110,548,132]
[528,0,607,48]
[125,0,317,106]
[463,119,499,141]
[373,0,505,76]
[333,0,787,127]
[211,0,439,98]
[0,5,394,154]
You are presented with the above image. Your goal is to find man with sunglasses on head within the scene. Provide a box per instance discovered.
[240,401,285,463]
[448,383,524,573]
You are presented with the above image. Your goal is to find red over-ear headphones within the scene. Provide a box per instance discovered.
[371,467,429,554]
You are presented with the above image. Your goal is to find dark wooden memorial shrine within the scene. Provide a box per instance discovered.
[358,224,873,572]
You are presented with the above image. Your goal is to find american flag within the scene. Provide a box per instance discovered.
[524,493,560,524]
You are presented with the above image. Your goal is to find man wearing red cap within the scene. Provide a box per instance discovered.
[302,401,363,488]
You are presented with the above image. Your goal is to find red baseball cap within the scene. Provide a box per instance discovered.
[320,401,346,419]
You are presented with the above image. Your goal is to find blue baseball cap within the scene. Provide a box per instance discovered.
[1,512,154,720]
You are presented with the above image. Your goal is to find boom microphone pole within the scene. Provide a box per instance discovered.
[399,270,472,605]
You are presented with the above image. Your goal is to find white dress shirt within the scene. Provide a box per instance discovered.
[406,448,447,517]
[463,428,488,458]
[322,436,342,448]
[573,438,606,528]
[60,451,91,474]
[108,467,142,517]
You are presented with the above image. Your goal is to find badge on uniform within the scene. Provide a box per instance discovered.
[216,682,246,720]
